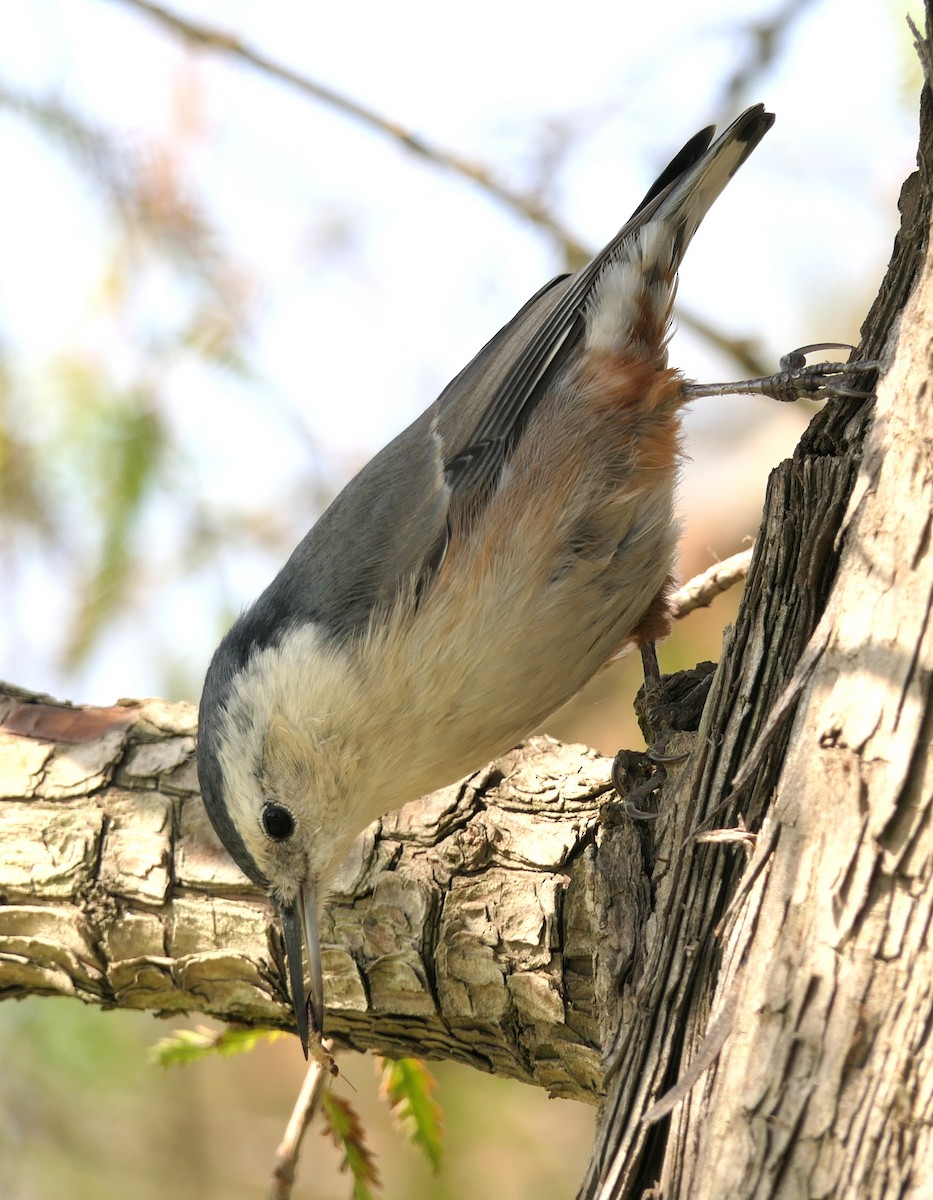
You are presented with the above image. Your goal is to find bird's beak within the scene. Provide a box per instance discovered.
[279,884,324,1058]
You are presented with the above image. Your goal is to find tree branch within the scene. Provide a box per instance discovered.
[0,682,639,1104]
[669,547,753,619]
[0,548,748,1104]
[115,0,591,261]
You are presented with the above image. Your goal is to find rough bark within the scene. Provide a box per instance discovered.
[0,685,631,1104]
[578,17,933,1200]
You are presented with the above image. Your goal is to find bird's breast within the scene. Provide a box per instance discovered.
[354,357,686,802]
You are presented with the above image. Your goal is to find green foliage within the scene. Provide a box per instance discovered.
[0,80,264,685]
[148,1024,285,1067]
[320,1091,381,1200]
[0,359,49,534]
[59,372,167,668]
[148,1030,445,1196]
[377,1056,444,1174]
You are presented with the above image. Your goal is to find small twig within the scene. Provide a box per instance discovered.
[908,13,933,93]
[677,308,770,378]
[693,812,756,853]
[694,826,756,849]
[268,1040,335,1200]
[670,547,754,620]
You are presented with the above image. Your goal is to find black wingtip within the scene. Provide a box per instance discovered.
[735,102,775,137]
[633,105,775,219]
[730,104,776,169]
[633,123,717,216]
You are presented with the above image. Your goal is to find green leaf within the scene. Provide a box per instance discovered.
[148,1025,285,1067]
[377,1056,444,1173]
[320,1091,381,1200]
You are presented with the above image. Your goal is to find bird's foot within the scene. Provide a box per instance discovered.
[682,343,880,404]
[611,648,715,819]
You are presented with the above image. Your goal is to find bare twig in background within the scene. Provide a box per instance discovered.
[719,0,818,111]
[268,1046,334,1200]
[117,0,589,262]
[676,310,770,379]
[671,547,754,619]
[115,0,771,375]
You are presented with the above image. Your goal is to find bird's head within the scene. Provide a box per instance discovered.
[195,619,375,1055]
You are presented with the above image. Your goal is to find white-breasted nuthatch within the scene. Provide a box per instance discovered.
[197,104,776,1054]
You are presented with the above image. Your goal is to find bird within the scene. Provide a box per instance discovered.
[197,104,778,1055]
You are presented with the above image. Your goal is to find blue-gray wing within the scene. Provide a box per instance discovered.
[241,273,572,645]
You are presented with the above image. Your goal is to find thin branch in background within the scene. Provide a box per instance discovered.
[114,0,772,376]
[116,0,590,262]
[676,309,770,379]
[719,0,819,111]
[671,547,754,619]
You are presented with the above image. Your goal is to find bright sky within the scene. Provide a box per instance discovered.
[0,0,921,704]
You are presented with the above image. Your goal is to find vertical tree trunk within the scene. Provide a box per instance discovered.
[580,17,933,1199]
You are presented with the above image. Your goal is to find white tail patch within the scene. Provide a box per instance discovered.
[584,222,674,357]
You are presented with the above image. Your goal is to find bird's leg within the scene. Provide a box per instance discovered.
[613,643,673,819]
[612,646,714,819]
[613,348,878,819]
[682,344,880,404]
[612,650,718,818]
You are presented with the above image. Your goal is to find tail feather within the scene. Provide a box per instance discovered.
[631,124,716,217]
[586,105,774,360]
[436,106,774,476]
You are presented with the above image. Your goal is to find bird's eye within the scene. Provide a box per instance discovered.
[261,803,295,841]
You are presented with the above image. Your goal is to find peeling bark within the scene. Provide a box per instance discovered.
[578,17,933,1200]
[0,684,635,1103]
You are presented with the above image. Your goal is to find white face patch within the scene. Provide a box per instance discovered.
[214,622,365,894]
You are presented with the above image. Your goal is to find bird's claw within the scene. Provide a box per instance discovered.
[762,355,880,403]
[611,749,663,819]
[682,347,880,405]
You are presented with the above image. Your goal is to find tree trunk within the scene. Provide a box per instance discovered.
[3,21,933,1200]
[578,18,933,1199]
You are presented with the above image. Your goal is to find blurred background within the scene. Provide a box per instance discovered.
[0,0,920,1196]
